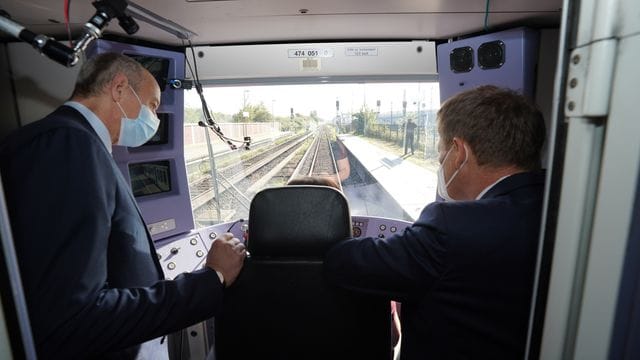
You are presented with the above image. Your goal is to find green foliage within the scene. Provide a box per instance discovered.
[274,111,322,132]
[186,102,323,134]
[278,114,305,132]
[184,107,201,124]
[351,106,378,135]
[232,102,273,122]
[310,110,321,124]
[184,107,231,123]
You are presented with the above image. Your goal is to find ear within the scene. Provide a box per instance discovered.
[451,137,469,168]
[109,73,129,102]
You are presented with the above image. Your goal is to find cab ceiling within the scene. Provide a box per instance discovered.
[1,0,562,46]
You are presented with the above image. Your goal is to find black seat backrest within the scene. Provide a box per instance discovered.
[215,185,391,360]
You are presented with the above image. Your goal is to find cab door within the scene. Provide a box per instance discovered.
[532,0,640,358]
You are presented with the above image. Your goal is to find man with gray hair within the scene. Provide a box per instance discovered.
[325,85,546,359]
[0,53,246,359]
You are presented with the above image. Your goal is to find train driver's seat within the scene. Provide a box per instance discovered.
[215,185,391,359]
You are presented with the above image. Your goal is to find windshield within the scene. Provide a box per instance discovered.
[184,82,441,227]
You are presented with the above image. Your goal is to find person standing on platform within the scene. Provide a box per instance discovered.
[0,53,246,359]
[324,85,546,359]
[404,117,418,155]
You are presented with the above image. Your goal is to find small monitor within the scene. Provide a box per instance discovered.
[129,160,172,197]
[126,54,171,91]
[143,113,170,146]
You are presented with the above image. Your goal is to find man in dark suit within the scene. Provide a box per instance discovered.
[0,53,246,359]
[325,85,546,359]
[404,117,417,155]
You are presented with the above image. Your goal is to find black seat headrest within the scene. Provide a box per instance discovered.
[247,185,352,258]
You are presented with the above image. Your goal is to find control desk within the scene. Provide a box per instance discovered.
[154,216,413,279]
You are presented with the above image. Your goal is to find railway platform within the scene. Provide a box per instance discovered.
[338,134,437,221]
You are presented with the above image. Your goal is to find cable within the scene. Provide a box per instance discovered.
[226,218,245,233]
[187,39,201,84]
[183,39,251,150]
[64,0,72,46]
[484,0,491,32]
[183,40,197,85]
[186,39,214,127]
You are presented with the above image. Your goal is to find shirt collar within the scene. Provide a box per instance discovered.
[64,101,113,154]
[476,174,511,200]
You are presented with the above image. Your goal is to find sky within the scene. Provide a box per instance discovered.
[184,82,441,121]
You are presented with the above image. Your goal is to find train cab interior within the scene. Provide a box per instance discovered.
[0,0,639,359]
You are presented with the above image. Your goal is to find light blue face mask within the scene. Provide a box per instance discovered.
[115,85,160,147]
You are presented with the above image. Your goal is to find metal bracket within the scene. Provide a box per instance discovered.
[186,322,209,359]
[565,39,617,118]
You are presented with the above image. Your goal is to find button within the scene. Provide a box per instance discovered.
[379,224,386,231]
[390,226,397,233]
[167,262,176,270]
[353,226,362,237]
[378,234,385,238]
[190,238,198,245]
[209,232,217,239]
[196,250,204,258]
[170,247,179,255]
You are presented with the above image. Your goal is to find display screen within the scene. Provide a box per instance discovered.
[143,113,170,146]
[126,54,171,91]
[129,160,172,197]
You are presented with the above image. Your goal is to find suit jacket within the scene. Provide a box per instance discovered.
[0,106,223,359]
[324,171,545,359]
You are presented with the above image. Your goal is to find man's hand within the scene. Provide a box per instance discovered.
[206,233,246,287]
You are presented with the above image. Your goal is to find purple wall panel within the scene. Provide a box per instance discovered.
[437,27,540,103]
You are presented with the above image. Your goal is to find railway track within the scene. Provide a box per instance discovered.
[191,126,339,224]
[190,133,312,222]
[290,126,340,188]
[188,133,307,198]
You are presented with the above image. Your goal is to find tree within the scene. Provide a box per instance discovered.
[184,107,232,123]
[310,110,321,124]
[351,106,377,135]
[184,107,202,124]
[232,102,273,122]
[278,112,317,132]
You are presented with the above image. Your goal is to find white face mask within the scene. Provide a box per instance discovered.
[437,144,469,201]
[115,85,160,147]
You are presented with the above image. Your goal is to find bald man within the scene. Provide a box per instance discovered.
[0,53,245,359]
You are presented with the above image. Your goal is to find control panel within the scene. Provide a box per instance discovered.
[154,220,246,280]
[351,215,412,239]
[154,216,412,279]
